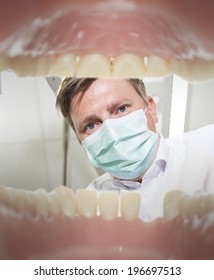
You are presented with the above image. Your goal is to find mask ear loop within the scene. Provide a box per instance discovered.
[144,106,148,114]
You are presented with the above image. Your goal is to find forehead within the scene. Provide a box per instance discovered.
[71,78,139,111]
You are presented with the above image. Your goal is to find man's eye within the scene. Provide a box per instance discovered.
[118,105,127,113]
[86,122,95,130]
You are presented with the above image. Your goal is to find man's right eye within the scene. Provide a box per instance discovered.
[84,121,102,135]
[86,122,95,131]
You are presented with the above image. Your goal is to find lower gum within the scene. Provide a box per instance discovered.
[0,213,214,259]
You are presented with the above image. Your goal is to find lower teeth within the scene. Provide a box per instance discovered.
[1,186,214,222]
[163,189,214,221]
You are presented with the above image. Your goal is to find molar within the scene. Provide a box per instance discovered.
[34,56,55,77]
[53,186,76,217]
[187,191,214,216]
[146,56,170,77]
[163,189,189,221]
[5,55,55,77]
[170,58,214,82]
[0,186,73,218]
[0,186,33,215]
[163,189,214,221]
[47,191,62,216]
[0,56,9,72]
[33,189,50,218]
[7,56,36,77]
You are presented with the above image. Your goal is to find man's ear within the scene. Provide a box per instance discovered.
[147,96,158,124]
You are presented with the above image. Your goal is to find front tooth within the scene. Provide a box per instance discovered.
[98,191,119,221]
[170,58,214,81]
[34,56,54,76]
[146,56,170,77]
[112,53,146,78]
[121,191,141,221]
[76,54,111,78]
[48,54,76,77]
[53,186,76,217]
[76,189,97,218]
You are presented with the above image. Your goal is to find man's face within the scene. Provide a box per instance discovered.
[70,79,158,142]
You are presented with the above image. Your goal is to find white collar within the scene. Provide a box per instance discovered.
[143,133,168,180]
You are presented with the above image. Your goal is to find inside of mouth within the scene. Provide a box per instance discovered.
[1,74,214,260]
[1,192,214,260]
[0,0,214,260]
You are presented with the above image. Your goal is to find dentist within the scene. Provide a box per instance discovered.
[56,78,214,221]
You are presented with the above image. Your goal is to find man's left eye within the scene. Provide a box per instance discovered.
[118,105,127,113]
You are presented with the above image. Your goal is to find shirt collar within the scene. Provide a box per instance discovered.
[112,133,169,190]
[143,133,168,180]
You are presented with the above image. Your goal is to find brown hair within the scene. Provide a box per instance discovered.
[56,78,148,131]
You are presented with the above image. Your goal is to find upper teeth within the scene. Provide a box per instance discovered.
[1,53,214,81]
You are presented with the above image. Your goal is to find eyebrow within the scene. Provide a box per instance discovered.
[106,101,123,114]
[77,114,100,133]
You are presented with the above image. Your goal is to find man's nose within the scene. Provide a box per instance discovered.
[100,111,113,123]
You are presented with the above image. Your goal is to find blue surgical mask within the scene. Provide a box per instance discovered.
[82,109,159,180]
